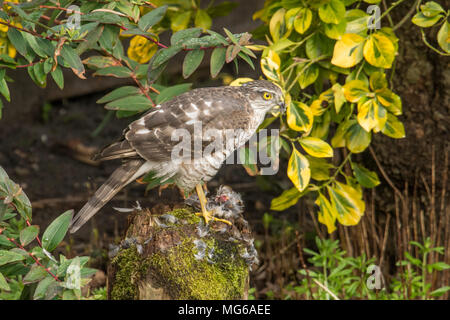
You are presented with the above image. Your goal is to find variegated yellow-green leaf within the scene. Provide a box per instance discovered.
[310,110,331,140]
[437,21,449,53]
[327,181,365,226]
[332,83,345,113]
[298,63,319,89]
[324,19,347,40]
[363,33,396,68]
[331,33,365,68]
[381,113,405,138]
[369,71,387,90]
[269,8,288,41]
[345,121,371,153]
[331,119,354,148]
[261,50,281,82]
[194,9,212,32]
[345,9,370,34]
[287,147,311,192]
[307,155,334,181]
[171,11,192,32]
[351,162,380,188]
[229,77,254,86]
[343,79,369,102]
[375,88,402,114]
[412,11,443,28]
[285,8,300,30]
[293,8,313,34]
[357,98,387,132]
[299,137,333,158]
[319,0,346,24]
[310,99,328,116]
[270,187,303,211]
[287,101,314,132]
[420,1,445,17]
[316,193,337,234]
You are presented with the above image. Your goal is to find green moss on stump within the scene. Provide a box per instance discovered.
[109,207,252,300]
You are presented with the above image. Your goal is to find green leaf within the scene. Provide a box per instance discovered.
[287,147,311,192]
[428,262,450,271]
[194,9,212,32]
[324,20,347,40]
[319,0,346,24]
[97,86,141,104]
[20,225,39,246]
[0,272,10,291]
[210,47,226,78]
[299,137,333,158]
[22,32,47,58]
[106,95,152,111]
[23,264,48,283]
[287,101,314,132]
[430,286,450,297]
[171,28,203,46]
[152,46,182,68]
[51,66,64,90]
[306,32,334,60]
[381,113,405,138]
[298,63,319,89]
[7,28,28,58]
[156,83,192,104]
[307,156,333,181]
[42,210,73,252]
[138,5,167,31]
[82,11,124,25]
[82,56,117,69]
[437,21,449,53]
[207,1,239,18]
[351,162,380,188]
[270,187,303,211]
[182,49,204,79]
[60,46,86,79]
[345,121,371,153]
[332,83,346,113]
[0,250,25,266]
[238,147,259,176]
[33,276,57,300]
[420,1,445,17]
[76,24,104,55]
[94,66,132,78]
[0,78,10,102]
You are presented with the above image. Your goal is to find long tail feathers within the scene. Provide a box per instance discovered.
[70,159,146,233]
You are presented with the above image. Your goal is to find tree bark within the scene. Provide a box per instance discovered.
[107,205,256,300]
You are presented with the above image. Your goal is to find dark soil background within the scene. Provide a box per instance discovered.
[0,0,448,298]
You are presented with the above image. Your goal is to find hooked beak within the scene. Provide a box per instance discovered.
[272,101,286,114]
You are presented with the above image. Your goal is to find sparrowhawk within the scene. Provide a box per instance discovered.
[69,80,285,233]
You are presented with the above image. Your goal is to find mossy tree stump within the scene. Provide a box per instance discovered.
[107,205,256,300]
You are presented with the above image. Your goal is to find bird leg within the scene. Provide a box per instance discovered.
[194,184,232,225]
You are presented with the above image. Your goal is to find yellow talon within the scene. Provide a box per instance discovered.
[194,184,232,226]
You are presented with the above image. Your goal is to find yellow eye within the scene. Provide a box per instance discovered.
[263,92,273,100]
